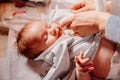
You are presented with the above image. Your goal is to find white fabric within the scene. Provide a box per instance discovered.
[0,57,9,80]
[49,0,79,9]
[106,44,120,80]
[111,0,120,16]
[34,34,101,80]
[94,0,106,11]
[48,9,73,25]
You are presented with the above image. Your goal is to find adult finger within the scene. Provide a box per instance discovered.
[70,1,86,10]
[75,6,94,13]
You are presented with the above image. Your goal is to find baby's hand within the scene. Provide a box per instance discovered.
[75,51,94,80]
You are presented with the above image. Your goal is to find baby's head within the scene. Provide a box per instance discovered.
[17,21,63,59]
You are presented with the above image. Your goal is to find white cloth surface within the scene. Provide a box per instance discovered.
[34,34,101,80]
[106,44,120,80]
[0,57,9,80]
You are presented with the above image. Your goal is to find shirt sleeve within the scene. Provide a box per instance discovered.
[105,15,120,43]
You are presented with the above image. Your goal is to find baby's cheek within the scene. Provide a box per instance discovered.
[46,37,57,47]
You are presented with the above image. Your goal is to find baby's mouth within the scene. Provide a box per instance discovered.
[57,27,63,38]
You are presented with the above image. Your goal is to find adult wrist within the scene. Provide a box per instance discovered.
[97,12,111,34]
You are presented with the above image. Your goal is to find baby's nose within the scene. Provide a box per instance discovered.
[50,29,56,36]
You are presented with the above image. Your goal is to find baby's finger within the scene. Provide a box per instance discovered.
[75,56,83,71]
[75,56,81,66]
[76,51,90,65]
[87,67,94,72]
[82,62,94,69]
[82,66,94,73]
[76,57,90,67]
[74,51,84,65]
[79,51,84,59]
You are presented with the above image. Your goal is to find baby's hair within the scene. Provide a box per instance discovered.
[17,22,40,59]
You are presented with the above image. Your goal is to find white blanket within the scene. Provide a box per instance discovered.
[34,33,101,80]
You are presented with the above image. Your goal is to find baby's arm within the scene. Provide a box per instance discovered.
[75,51,94,80]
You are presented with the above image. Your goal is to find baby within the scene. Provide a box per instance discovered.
[17,21,63,59]
[17,21,117,80]
[17,21,95,80]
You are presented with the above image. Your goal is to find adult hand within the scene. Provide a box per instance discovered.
[70,0,95,12]
[62,11,111,36]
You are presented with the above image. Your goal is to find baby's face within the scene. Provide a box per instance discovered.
[28,21,63,55]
